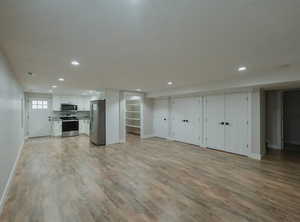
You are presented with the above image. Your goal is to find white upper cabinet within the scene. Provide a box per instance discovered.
[83,97,91,111]
[53,96,61,111]
[59,96,74,104]
[78,96,91,111]
[77,97,84,111]
[52,95,91,111]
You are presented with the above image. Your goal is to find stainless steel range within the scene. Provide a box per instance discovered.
[60,116,79,137]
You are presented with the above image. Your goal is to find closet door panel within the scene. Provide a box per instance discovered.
[171,98,187,143]
[206,95,225,150]
[153,99,169,138]
[224,93,249,155]
[184,97,202,145]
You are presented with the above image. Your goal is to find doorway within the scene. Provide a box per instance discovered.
[28,97,52,137]
[283,90,300,152]
[125,95,142,142]
[265,89,300,153]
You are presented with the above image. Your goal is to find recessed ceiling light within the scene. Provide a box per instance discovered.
[58,78,64,82]
[52,85,57,88]
[71,60,80,66]
[136,89,141,91]
[168,81,173,85]
[238,66,247,72]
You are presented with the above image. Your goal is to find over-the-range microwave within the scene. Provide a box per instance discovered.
[61,104,78,111]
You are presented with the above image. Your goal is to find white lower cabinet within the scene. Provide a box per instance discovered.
[205,93,249,156]
[79,120,85,134]
[79,119,90,135]
[85,120,90,136]
[52,121,62,136]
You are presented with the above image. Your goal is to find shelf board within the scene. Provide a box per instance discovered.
[126,118,140,120]
[126,124,140,128]
[126,111,140,113]
[127,104,140,106]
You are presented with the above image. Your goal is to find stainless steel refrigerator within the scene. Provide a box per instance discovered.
[90,100,106,146]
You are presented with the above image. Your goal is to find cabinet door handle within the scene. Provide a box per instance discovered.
[225,122,230,126]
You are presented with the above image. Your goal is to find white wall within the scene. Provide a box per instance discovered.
[142,98,154,138]
[105,89,120,145]
[249,89,266,159]
[0,51,24,212]
[266,91,282,149]
[119,92,126,143]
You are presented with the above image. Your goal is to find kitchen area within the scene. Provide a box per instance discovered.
[25,92,105,144]
[51,95,92,137]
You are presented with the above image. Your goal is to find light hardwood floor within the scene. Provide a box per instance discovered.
[1,135,300,222]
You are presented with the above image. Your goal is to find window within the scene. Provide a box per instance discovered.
[32,100,48,109]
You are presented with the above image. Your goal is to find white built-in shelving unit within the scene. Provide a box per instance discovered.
[126,99,141,135]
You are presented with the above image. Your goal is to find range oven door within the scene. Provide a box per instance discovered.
[62,120,79,137]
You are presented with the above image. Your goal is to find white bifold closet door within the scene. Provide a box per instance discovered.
[153,99,169,138]
[224,93,249,155]
[172,97,202,145]
[206,93,249,155]
[206,95,226,151]
[172,98,187,143]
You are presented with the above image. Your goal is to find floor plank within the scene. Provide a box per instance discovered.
[1,135,300,222]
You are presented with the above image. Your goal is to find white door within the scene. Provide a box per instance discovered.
[28,98,52,137]
[224,93,249,155]
[184,97,202,145]
[153,99,169,138]
[171,98,187,142]
[206,95,225,150]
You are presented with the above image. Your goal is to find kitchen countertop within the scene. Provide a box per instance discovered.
[50,117,90,121]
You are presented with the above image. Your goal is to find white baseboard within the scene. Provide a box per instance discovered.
[248,148,266,160]
[0,141,24,215]
[248,153,262,160]
[141,134,155,139]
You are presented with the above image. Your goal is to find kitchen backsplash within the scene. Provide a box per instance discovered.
[52,111,90,120]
